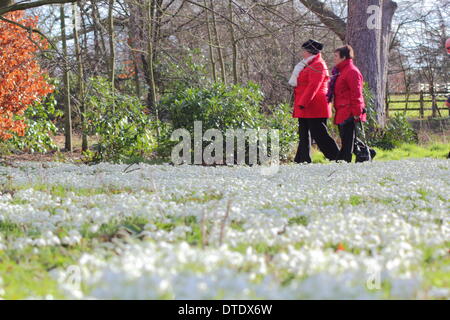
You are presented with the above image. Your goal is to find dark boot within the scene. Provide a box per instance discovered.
[309,118,340,161]
[337,119,355,163]
[294,118,312,163]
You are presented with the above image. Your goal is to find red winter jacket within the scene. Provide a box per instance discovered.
[333,58,367,125]
[292,53,331,119]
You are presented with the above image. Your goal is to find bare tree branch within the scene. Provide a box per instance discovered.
[0,0,78,15]
[297,0,347,40]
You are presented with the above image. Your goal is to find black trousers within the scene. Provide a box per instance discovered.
[337,120,356,163]
[294,118,339,163]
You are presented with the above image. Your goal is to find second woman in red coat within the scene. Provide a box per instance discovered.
[328,45,367,162]
[289,39,339,164]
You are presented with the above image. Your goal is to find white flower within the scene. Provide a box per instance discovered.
[0,159,448,299]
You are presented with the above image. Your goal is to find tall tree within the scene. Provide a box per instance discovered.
[60,4,72,152]
[228,0,238,84]
[146,0,157,110]
[204,0,217,82]
[210,0,226,83]
[72,2,88,151]
[347,0,397,126]
[108,0,116,108]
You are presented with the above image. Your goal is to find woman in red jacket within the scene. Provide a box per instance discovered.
[289,39,339,163]
[328,45,367,163]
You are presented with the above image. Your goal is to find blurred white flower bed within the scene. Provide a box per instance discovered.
[0,159,448,299]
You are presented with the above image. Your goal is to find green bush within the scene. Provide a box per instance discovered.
[363,85,418,150]
[264,103,298,161]
[7,94,62,153]
[159,82,289,164]
[376,113,418,150]
[84,77,161,163]
[160,81,265,132]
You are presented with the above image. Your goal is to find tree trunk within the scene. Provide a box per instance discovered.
[91,0,100,74]
[228,0,238,84]
[204,0,217,82]
[210,0,226,83]
[92,0,108,69]
[380,0,397,125]
[60,4,72,152]
[346,0,397,127]
[73,2,88,152]
[127,27,141,98]
[146,0,157,110]
[108,0,116,111]
[145,0,160,138]
[126,0,145,99]
[153,0,164,65]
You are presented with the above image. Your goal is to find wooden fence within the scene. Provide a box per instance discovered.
[386,91,449,118]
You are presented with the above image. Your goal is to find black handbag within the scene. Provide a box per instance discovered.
[354,121,376,162]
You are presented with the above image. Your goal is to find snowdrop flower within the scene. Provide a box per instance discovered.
[0,159,448,299]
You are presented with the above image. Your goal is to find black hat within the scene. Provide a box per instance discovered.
[302,39,324,54]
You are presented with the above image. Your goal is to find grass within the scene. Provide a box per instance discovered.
[170,191,224,204]
[310,142,450,163]
[414,243,450,297]
[0,246,87,299]
[0,214,161,299]
[0,258,63,299]
[288,216,309,227]
[372,143,450,161]
[0,182,154,199]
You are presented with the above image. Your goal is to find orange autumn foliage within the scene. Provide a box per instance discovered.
[0,11,54,140]
[117,59,136,80]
